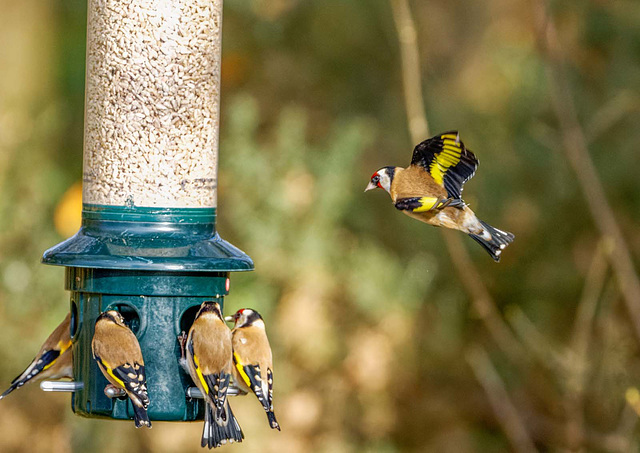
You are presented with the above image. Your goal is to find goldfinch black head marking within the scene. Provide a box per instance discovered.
[97,310,126,326]
[196,301,224,320]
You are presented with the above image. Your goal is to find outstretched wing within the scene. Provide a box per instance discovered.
[410,131,478,200]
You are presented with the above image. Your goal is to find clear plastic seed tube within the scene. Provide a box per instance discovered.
[83,0,222,208]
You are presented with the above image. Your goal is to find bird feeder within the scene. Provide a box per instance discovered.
[41,0,253,422]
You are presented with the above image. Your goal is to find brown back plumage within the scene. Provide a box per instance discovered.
[390,166,447,202]
[45,347,73,380]
[190,313,232,375]
[39,312,71,354]
[232,325,273,373]
[92,317,144,368]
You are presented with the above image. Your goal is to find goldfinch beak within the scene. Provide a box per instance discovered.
[364,181,377,192]
[224,316,234,322]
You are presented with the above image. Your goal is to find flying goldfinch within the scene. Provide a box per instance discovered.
[226,308,280,431]
[0,313,73,400]
[185,301,243,449]
[92,310,151,428]
[365,131,514,261]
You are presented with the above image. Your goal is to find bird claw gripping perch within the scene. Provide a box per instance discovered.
[177,331,190,375]
[430,197,460,210]
[177,331,188,361]
[104,384,127,399]
[437,198,466,209]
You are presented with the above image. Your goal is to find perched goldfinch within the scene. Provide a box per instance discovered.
[92,310,151,428]
[186,301,243,449]
[366,131,514,261]
[0,313,73,400]
[226,309,280,431]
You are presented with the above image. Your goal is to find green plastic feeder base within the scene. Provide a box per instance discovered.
[42,205,253,422]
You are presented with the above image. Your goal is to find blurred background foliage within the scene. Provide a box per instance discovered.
[1,0,640,451]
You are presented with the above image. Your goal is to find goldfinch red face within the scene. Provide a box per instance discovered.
[365,167,394,194]
[226,308,265,329]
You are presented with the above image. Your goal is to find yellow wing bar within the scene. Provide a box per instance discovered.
[98,360,125,388]
[193,354,210,395]
[410,131,479,200]
[233,352,252,388]
[411,197,440,212]
[429,137,464,185]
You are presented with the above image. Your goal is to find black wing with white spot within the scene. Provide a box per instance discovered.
[243,364,269,411]
[107,361,150,408]
[204,372,231,423]
[0,349,61,399]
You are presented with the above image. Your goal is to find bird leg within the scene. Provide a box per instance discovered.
[437,198,466,209]
[177,331,187,362]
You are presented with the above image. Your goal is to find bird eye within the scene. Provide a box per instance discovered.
[372,175,380,183]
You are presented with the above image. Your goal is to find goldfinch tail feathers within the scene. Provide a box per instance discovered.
[266,369,280,430]
[0,349,61,399]
[202,403,214,449]
[132,401,151,428]
[468,220,514,262]
[267,410,281,431]
[221,403,244,444]
[0,383,19,400]
[241,365,280,430]
[201,403,244,449]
